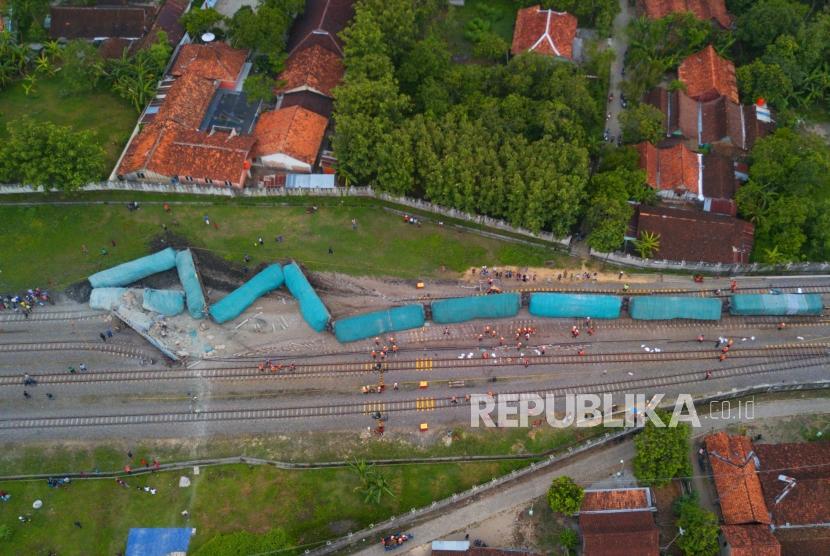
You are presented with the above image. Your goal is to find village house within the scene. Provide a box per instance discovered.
[510,5,578,60]
[578,487,660,556]
[678,45,738,103]
[639,0,732,28]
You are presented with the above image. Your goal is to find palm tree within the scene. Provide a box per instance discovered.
[22,74,38,96]
[634,230,661,259]
[348,458,395,505]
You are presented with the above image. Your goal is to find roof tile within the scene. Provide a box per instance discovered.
[252,105,328,165]
[580,512,660,556]
[678,45,738,103]
[581,488,652,513]
[49,5,153,40]
[636,142,701,196]
[511,6,577,59]
[288,0,355,56]
[171,42,248,83]
[705,433,771,524]
[642,0,732,28]
[721,525,781,556]
[277,43,344,98]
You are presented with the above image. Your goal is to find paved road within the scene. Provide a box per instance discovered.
[351,397,830,556]
[605,0,636,141]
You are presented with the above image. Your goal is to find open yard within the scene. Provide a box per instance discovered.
[0,74,136,176]
[436,0,517,59]
[0,460,525,555]
[0,199,566,291]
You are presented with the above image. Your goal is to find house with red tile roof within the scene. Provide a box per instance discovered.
[276,43,344,119]
[134,0,188,51]
[645,87,774,150]
[49,4,155,41]
[252,106,329,173]
[171,42,249,89]
[704,432,771,524]
[578,488,659,556]
[721,525,781,556]
[678,45,738,103]
[636,142,702,200]
[511,6,578,60]
[116,43,257,188]
[632,205,754,263]
[287,0,354,57]
[640,0,732,28]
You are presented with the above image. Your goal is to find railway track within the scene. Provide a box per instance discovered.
[4,344,828,386]
[0,341,155,361]
[2,356,827,430]
[0,310,104,323]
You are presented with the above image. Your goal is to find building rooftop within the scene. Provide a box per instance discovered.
[580,512,660,556]
[721,525,781,556]
[702,154,737,200]
[287,0,355,57]
[754,442,830,528]
[171,42,249,83]
[635,205,754,264]
[135,0,187,51]
[705,432,771,524]
[511,6,577,59]
[252,105,329,165]
[277,43,344,98]
[49,5,153,40]
[636,142,701,198]
[641,0,732,28]
[678,45,738,103]
[580,488,654,513]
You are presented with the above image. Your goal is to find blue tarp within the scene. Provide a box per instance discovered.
[630,296,722,320]
[88,247,177,288]
[431,293,521,324]
[125,528,194,556]
[284,262,330,332]
[334,304,425,343]
[529,293,622,319]
[89,288,127,310]
[209,264,285,324]
[730,293,823,316]
[175,249,207,319]
[142,289,185,317]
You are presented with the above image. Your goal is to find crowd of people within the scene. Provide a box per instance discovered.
[0,288,52,317]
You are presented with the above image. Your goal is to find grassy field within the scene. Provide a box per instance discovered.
[0,201,566,291]
[0,460,525,555]
[437,0,517,58]
[0,74,136,175]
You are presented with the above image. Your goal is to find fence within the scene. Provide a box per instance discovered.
[590,248,830,275]
[0,182,570,247]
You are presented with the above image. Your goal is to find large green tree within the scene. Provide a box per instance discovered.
[9,0,49,41]
[61,40,105,94]
[619,104,665,145]
[675,495,719,556]
[736,0,808,56]
[547,476,584,515]
[179,8,225,38]
[633,410,691,486]
[0,117,105,190]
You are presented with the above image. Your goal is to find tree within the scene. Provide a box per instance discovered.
[179,8,225,37]
[243,73,275,104]
[0,117,105,189]
[736,60,794,109]
[145,30,173,75]
[736,0,808,56]
[558,528,579,555]
[9,0,49,41]
[587,194,634,252]
[62,40,105,94]
[348,458,395,505]
[633,230,661,259]
[633,409,691,486]
[675,495,719,556]
[473,32,509,61]
[227,1,303,62]
[546,476,584,515]
[619,104,664,145]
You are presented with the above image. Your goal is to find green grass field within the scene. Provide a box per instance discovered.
[0,74,136,175]
[0,460,524,555]
[0,201,564,291]
[437,0,517,58]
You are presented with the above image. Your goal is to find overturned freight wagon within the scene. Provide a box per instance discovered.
[209,264,285,324]
[333,305,425,343]
[629,296,722,320]
[529,293,622,319]
[283,262,330,332]
[175,249,207,319]
[430,293,521,324]
[729,294,823,316]
[88,247,177,288]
